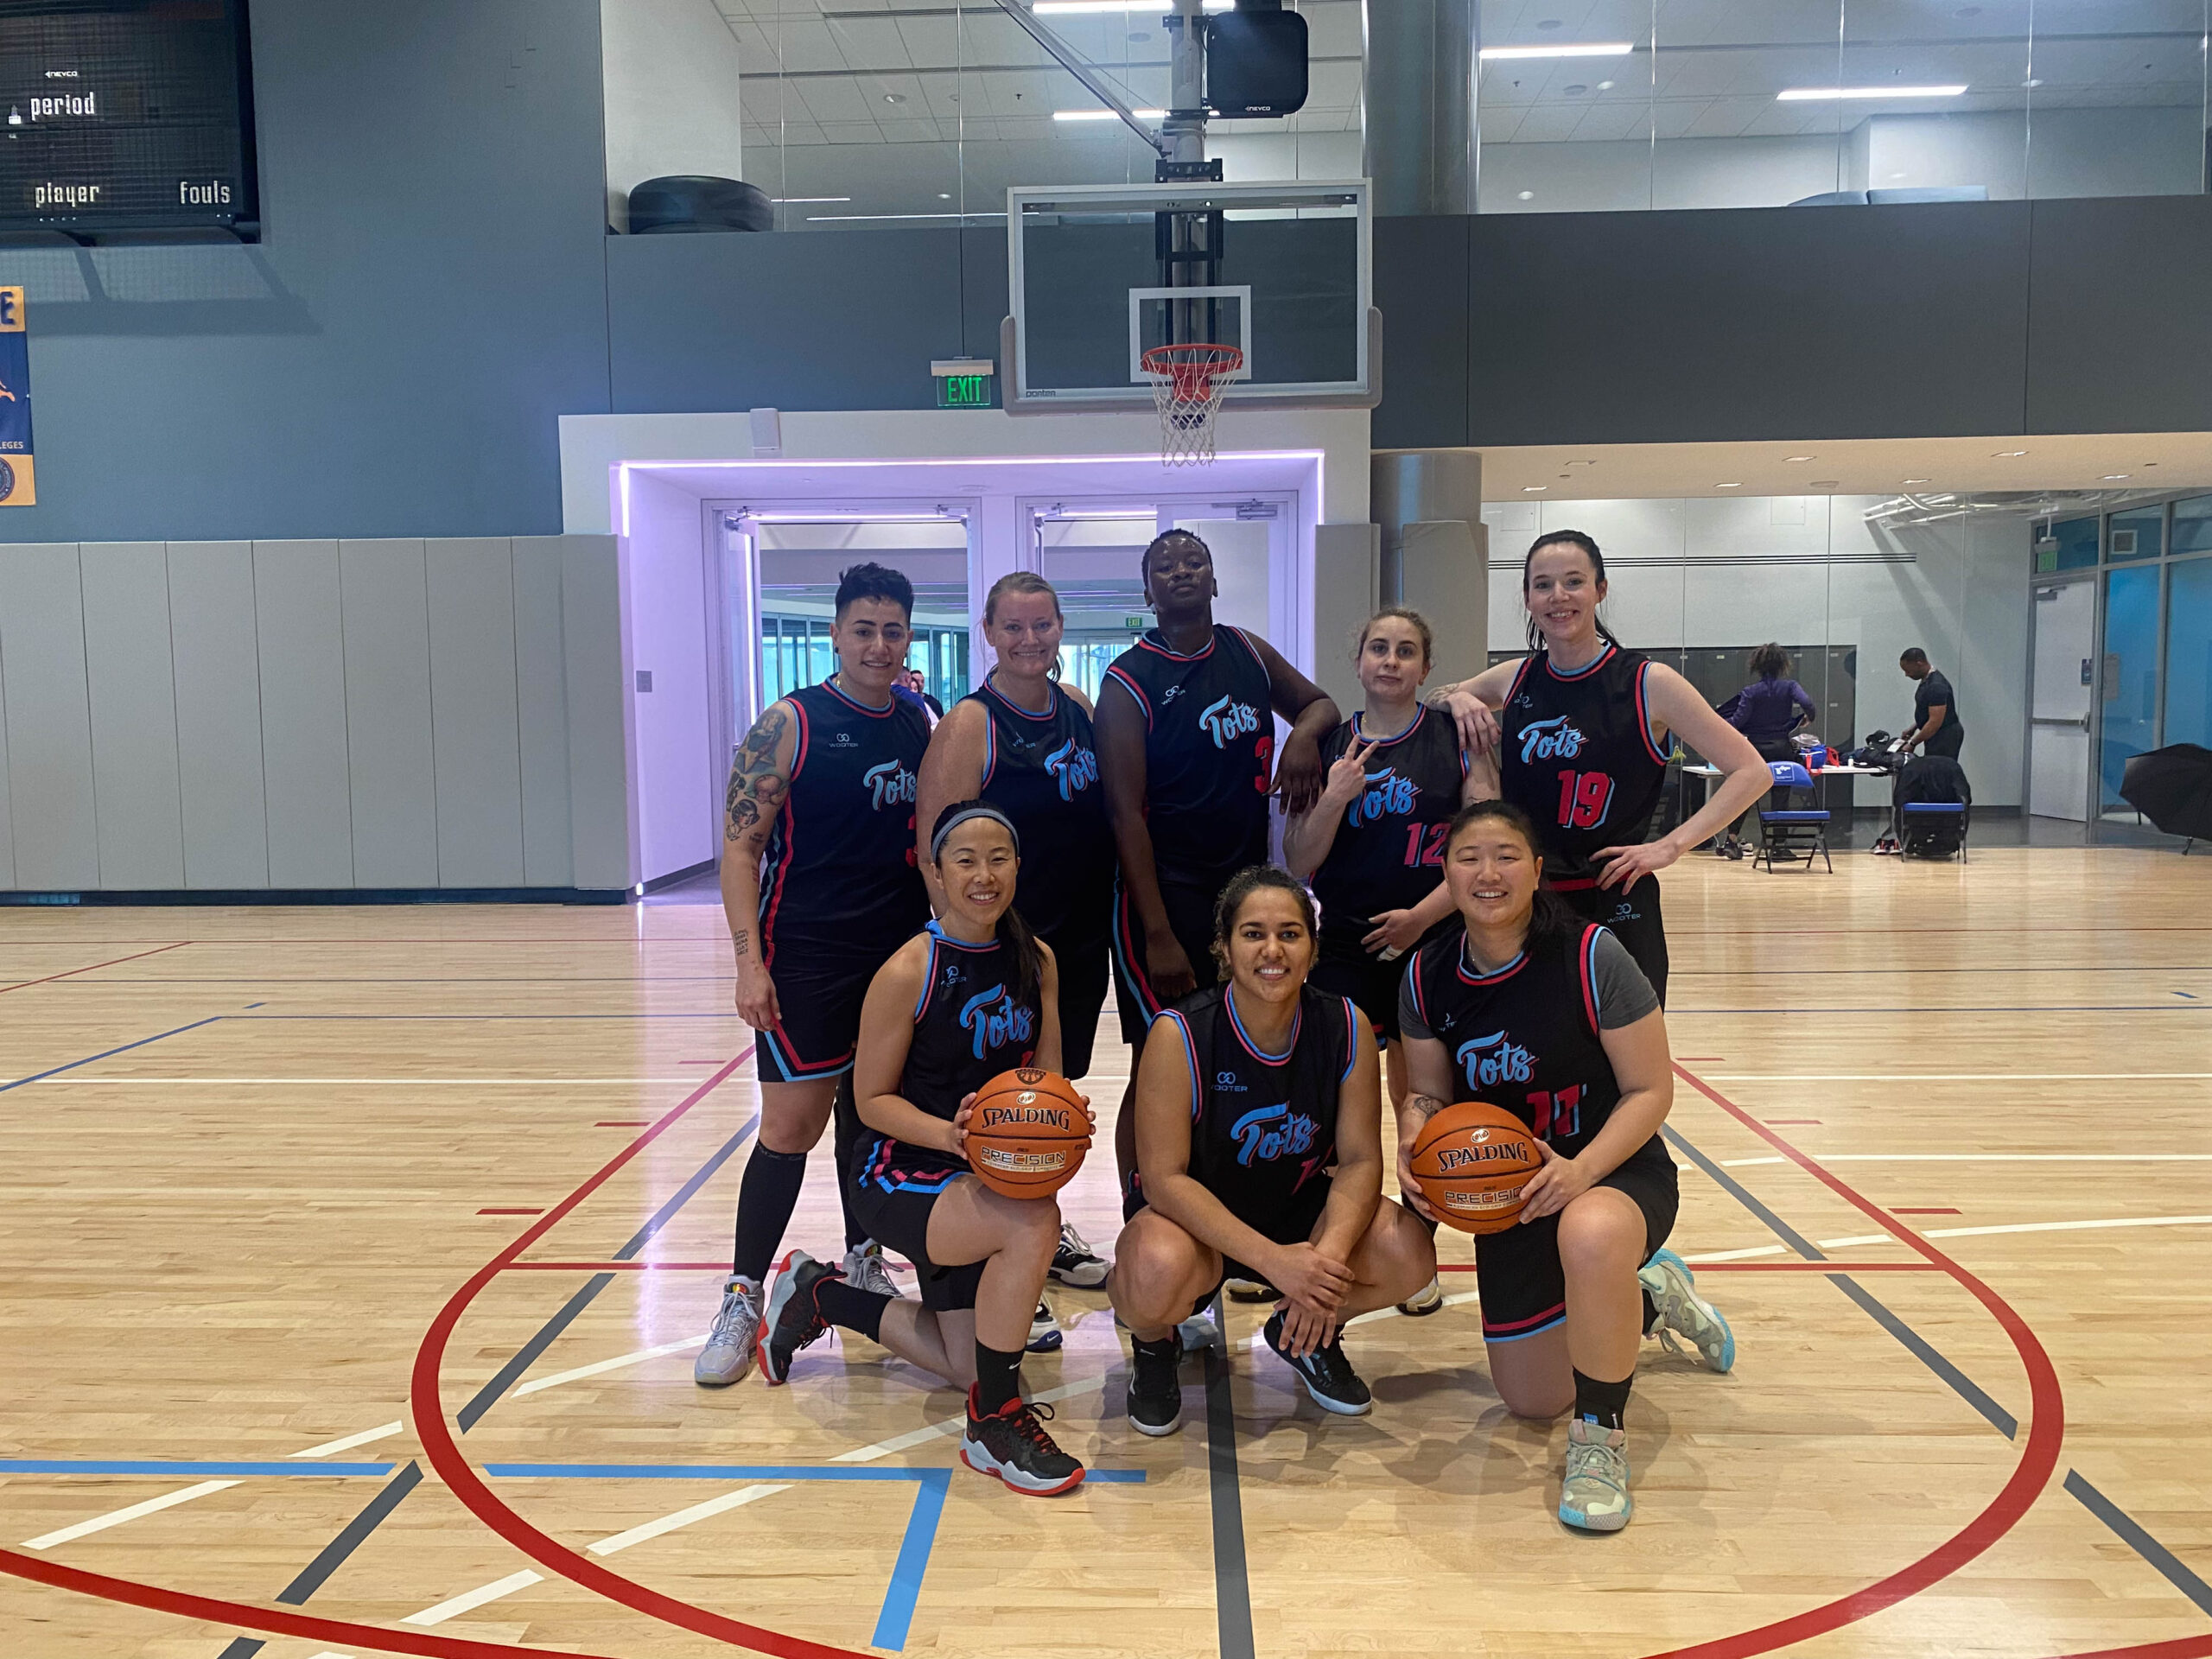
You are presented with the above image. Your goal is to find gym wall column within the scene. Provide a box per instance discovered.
[1373,450,1486,690]
[1363,0,1478,217]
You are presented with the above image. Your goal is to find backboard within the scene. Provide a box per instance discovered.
[1002,178,1379,416]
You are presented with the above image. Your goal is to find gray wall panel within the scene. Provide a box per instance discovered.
[512,536,574,887]
[2025,196,2212,435]
[253,539,355,888]
[561,535,632,891]
[79,542,186,888]
[340,539,439,887]
[0,545,100,889]
[426,537,527,887]
[1373,217,1471,450]
[167,541,270,887]
[0,641,13,889]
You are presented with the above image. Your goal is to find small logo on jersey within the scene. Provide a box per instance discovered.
[1458,1029,1535,1090]
[1229,1100,1318,1166]
[1045,739,1098,800]
[1611,902,1637,924]
[1345,766,1416,827]
[1518,715,1588,764]
[1214,1069,1246,1091]
[831,732,857,747]
[863,759,918,810]
[1198,695,1260,749]
[1513,691,1534,709]
[959,985,1035,1059]
[1160,684,1185,704]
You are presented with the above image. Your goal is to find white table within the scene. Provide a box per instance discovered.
[1681,761,1885,848]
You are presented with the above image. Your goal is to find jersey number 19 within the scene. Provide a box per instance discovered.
[1554,769,1614,830]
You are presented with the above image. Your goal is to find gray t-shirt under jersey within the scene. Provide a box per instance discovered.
[1399,926,1660,1040]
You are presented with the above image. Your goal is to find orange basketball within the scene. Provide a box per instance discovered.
[1407,1102,1544,1235]
[964,1068,1091,1200]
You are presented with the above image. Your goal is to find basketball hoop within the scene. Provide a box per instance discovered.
[1141,343,1243,467]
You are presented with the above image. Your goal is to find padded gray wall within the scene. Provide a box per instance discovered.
[0,535,625,893]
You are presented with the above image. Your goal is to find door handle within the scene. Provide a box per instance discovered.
[2031,716,2089,729]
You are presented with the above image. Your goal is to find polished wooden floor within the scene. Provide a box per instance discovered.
[4,843,2210,1659]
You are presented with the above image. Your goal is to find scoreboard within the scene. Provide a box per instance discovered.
[0,0,257,235]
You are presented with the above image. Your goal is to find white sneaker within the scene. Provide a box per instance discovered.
[1396,1275,1445,1317]
[842,1241,904,1300]
[1640,1248,1735,1372]
[1559,1418,1632,1532]
[695,1276,761,1388]
[1049,1222,1109,1288]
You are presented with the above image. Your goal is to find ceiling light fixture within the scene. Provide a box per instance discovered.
[1053,107,1168,120]
[771,196,851,204]
[1481,42,1635,60]
[1522,485,1548,492]
[1715,481,1743,489]
[1033,1,1230,12]
[1517,190,1535,200]
[1784,454,1815,461]
[1777,85,1967,100]
[1904,478,1930,484]
[1993,449,2028,457]
[2102,473,2131,480]
[807,211,1008,221]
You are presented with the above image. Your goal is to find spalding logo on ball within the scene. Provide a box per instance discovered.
[965,1068,1091,1199]
[1407,1102,1543,1234]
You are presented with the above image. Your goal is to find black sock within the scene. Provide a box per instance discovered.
[815,1275,888,1343]
[831,1075,869,1253]
[1573,1368,1633,1432]
[973,1339,1024,1418]
[730,1146,809,1282]
[1642,1287,1660,1335]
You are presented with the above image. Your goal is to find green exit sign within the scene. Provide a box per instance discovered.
[931,359,995,409]
[1124,613,1149,629]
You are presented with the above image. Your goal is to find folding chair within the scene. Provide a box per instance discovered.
[1899,801,1969,862]
[1754,760,1833,873]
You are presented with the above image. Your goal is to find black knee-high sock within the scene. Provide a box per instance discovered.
[815,1276,888,1343]
[973,1339,1024,1417]
[1641,1287,1661,1335]
[1572,1368,1633,1432]
[832,1073,869,1253]
[730,1146,809,1282]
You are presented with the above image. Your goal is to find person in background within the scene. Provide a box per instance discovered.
[898,666,945,725]
[1713,644,1819,861]
[1898,648,1963,761]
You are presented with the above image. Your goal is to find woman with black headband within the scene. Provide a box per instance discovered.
[753,800,1093,1497]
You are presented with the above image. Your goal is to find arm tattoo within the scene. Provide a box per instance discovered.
[1406,1092,1447,1125]
[724,708,790,842]
[731,928,752,961]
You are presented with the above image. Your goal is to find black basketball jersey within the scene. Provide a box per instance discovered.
[1404,922,1661,1167]
[759,680,931,962]
[1103,625,1273,888]
[1310,706,1469,943]
[1497,645,1672,887]
[1156,983,1360,1238]
[966,676,1114,947]
[860,924,1044,1190]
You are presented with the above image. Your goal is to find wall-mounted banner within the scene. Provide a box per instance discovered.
[0,286,31,505]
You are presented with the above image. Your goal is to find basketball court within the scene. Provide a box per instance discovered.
[4,848,2210,1658]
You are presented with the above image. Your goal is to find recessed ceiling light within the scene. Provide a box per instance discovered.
[1481,42,1634,60]
[1517,190,1535,200]
[1904,478,1930,484]
[1777,85,1967,100]
[1810,480,1840,489]
[1566,459,1596,467]
[1034,1,1230,11]
[1562,83,1588,95]
[1537,16,1562,28]
[2102,474,2131,480]
[1993,449,2028,457]
[1784,454,1815,462]
[1053,107,1167,120]
[1598,79,1615,90]
[883,93,906,104]
[938,192,951,200]
[770,196,851,204]
[2024,78,2044,87]
[1522,485,1548,492]
[1715,481,1743,488]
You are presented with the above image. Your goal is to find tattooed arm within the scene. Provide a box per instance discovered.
[1393,1032,1458,1223]
[720,700,798,1030]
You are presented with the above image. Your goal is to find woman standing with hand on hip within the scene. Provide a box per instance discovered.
[1432,531,1770,1002]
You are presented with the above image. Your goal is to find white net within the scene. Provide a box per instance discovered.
[1142,345,1242,467]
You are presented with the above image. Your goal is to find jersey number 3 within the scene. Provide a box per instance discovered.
[1554,769,1614,830]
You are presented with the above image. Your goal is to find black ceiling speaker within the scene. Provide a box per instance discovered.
[1206,0,1308,118]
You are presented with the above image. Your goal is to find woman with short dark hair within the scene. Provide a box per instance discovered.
[1714,644,1820,859]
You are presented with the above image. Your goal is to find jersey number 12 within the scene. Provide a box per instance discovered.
[1401,822,1447,868]
[1554,769,1613,830]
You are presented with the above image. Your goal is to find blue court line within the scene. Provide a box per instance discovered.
[484,1463,1147,1482]
[876,1470,949,1649]
[0,1459,397,1477]
[0,1015,223,1094]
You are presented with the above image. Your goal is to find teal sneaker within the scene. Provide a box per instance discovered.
[1640,1248,1735,1372]
[1559,1417,1632,1532]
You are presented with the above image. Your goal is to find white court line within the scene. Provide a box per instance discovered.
[513,1336,707,1396]
[1720,1153,2212,1167]
[38,1077,704,1086]
[291,1421,404,1458]
[1686,1213,2212,1265]
[22,1480,239,1548]
[403,1569,545,1625]
[1700,1072,2212,1083]
[586,1483,788,1555]
[832,1375,1108,1464]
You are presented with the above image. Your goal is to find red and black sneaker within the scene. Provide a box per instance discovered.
[959,1386,1086,1496]
[756,1249,840,1385]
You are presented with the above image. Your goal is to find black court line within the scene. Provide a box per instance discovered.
[1200,1295,1255,1659]
[211,1463,426,1658]
[1671,1120,2212,1624]
[0,1015,222,1094]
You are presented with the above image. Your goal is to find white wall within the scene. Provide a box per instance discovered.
[0,536,629,893]
[624,468,719,886]
[601,0,747,230]
[1481,495,2032,806]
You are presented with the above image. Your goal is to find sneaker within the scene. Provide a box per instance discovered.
[1027,1301,1064,1354]
[961,1387,1086,1495]
[1126,1338,1185,1437]
[1559,1417,1632,1531]
[1639,1248,1735,1372]
[758,1251,840,1385]
[842,1240,904,1300]
[1396,1275,1445,1317]
[1262,1309,1371,1416]
[694,1276,761,1388]
[1723,837,1746,862]
[1049,1222,1109,1288]
[1224,1276,1274,1302]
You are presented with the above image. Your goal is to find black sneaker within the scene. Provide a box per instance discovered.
[757,1249,839,1385]
[1049,1222,1109,1288]
[1027,1300,1064,1354]
[1262,1309,1372,1416]
[1126,1337,1185,1437]
[961,1388,1086,1495]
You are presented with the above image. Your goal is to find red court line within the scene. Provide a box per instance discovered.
[0,1548,624,1659]
[506,1261,728,1271]
[408,1044,884,1659]
[1643,1064,2068,1659]
[1763,1118,1821,1125]
[1692,1261,1943,1272]
[1893,1207,1961,1216]
[479,1208,545,1217]
[592,1121,652,1128]
[0,942,188,995]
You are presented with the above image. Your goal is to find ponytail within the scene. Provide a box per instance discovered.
[995,903,1045,1012]
[1521,530,1623,654]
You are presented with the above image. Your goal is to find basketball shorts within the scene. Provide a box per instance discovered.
[1309,927,1414,1044]
[1122,1172,1334,1319]
[755,944,894,1085]
[1111,874,1228,1046]
[848,1137,985,1313]
[1471,1136,1677,1344]
[1045,925,1111,1081]
[1555,874,1669,1007]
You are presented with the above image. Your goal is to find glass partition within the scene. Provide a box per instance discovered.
[2166,556,2212,748]
[2099,563,2164,815]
